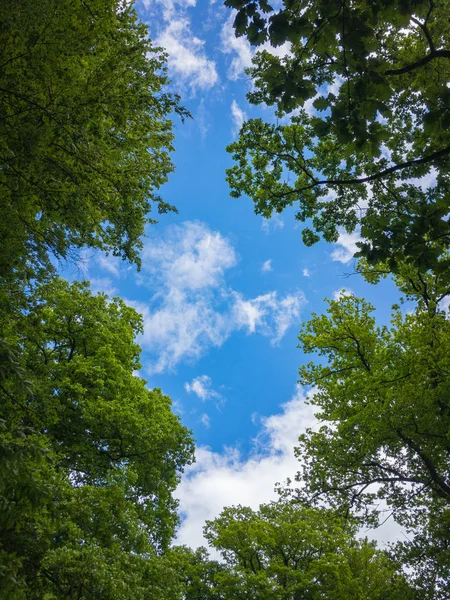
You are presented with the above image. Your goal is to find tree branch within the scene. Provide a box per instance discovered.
[396,429,450,499]
[385,49,450,76]
[275,144,450,198]
[411,15,435,50]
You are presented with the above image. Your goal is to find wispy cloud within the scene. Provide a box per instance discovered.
[261,215,284,233]
[220,14,253,80]
[261,259,272,273]
[231,99,246,137]
[97,254,122,278]
[232,291,304,345]
[89,277,118,297]
[142,0,196,20]
[199,413,211,428]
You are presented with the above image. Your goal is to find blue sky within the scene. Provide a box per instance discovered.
[71,0,405,548]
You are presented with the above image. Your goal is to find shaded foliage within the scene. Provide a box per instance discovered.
[225,0,450,274]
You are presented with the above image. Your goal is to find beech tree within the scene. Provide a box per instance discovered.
[0,279,194,598]
[225,0,450,274]
[0,0,188,280]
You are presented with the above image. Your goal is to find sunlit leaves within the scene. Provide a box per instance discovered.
[295,288,450,593]
[0,279,194,596]
[205,502,414,599]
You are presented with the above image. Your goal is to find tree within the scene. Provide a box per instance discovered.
[204,501,413,599]
[0,0,189,280]
[293,285,450,595]
[0,278,194,597]
[225,0,450,274]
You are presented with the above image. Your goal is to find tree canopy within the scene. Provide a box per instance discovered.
[225,0,450,274]
[2,0,449,596]
[293,282,450,595]
[205,501,414,599]
[0,279,194,597]
[0,0,188,280]
[0,2,200,596]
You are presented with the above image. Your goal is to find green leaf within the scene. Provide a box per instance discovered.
[313,96,329,111]
[311,117,331,137]
[233,10,249,35]
[268,12,290,46]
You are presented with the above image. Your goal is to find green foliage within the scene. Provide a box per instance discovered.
[168,546,226,600]
[205,501,413,599]
[225,0,450,274]
[0,279,194,597]
[0,0,205,596]
[294,287,450,594]
[0,0,189,279]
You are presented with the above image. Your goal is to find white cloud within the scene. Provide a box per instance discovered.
[175,385,319,548]
[141,221,237,291]
[175,384,405,551]
[128,294,229,374]
[130,222,305,373]
[261,259,272,273]
[156,18,218,92]
[185,375,219,401]
[143,0,196,22]
[261,39,292,60]
[144,0,218,94]
[302,268,310,277]
[220,11,293,81]
[196,99,211,139]
[89,277,118,296]
[303,95,319,117]
[220,14,253,80]
[231,99,246,137]
[261,214,285,233]
[327,75,344,98]
[331,229,362,264]
[199,413,211,428]
[232,290,304,345]
[272,294,304,343]
[405,166,438,190]
[439,295,450,313]
[97,254,121,278]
